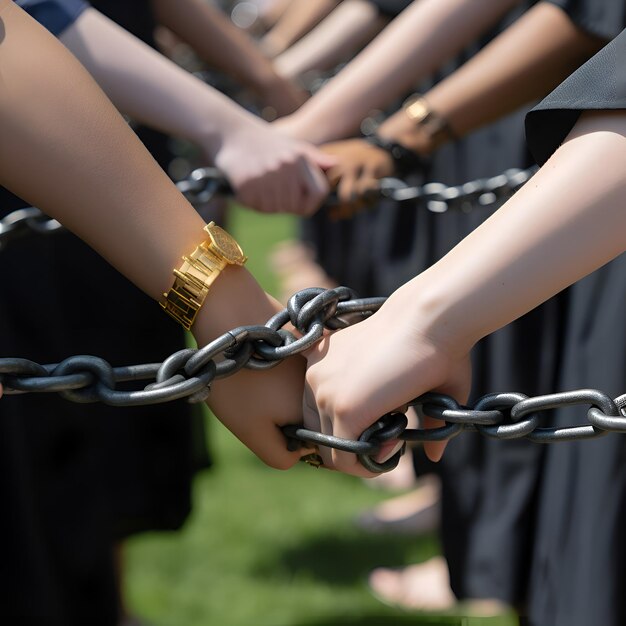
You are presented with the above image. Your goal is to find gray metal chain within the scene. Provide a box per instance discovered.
[0,287,624,473]
[0,165,536,249]
[0,207,64,251]
[375,166,538,213]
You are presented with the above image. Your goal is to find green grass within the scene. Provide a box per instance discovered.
[125,205,518,626]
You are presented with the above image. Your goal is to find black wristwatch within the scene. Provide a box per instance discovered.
[364,134,429,177]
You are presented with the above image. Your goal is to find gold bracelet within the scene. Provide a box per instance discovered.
[160,222,247,331]
[403,94,457,144]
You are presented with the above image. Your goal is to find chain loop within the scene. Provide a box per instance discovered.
[1,287,623,473]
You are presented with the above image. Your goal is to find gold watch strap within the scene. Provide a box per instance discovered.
[160,242,227,331]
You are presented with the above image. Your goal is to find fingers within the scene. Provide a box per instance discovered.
[306,145,339,172]
[234,154,329,216]
[421,414,449,462]
[297,156,330,216]
[302,380,380,478]
[422,357,472,462]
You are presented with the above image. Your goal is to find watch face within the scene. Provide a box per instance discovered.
[206,223,246,264]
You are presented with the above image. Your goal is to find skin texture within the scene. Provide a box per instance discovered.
[275,0,523,144]
[151,0,306,116]
[0,1,311,470]
[323,1,607,205]
[304,111,626,476]
[274,0,387,81]
[260,0,341,58]
[59,8,334,216]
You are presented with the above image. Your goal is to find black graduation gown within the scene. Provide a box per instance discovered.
[523,28,626,626]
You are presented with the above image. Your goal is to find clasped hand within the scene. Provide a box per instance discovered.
[320,138,395,219]
[204,277,471,478]
[302,286,472,477]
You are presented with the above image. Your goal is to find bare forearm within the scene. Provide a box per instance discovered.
[261,0,341,57]
[401,112,626,355]
[282,0,522,143]
[0,2,273,332]
[60,8,262,160]
[151,0,282,96]
[379,2,605,151]
[0,3,206,301]
[274,0,385,79]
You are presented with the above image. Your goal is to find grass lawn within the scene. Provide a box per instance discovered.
[125,205,518,626]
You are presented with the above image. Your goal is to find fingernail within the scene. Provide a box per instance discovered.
[378,440,404,463]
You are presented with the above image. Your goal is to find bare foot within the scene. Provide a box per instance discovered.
[356,474,440,535]
[369,557,456,611]
[369,556,510,615]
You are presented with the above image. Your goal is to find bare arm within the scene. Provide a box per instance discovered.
[277,0,523,144]
[274,0,386,80]
[59,8,331,216]
[0,1,308,469]
[150,0,306,116]
[377,2,606,153]
[260,0,341,58]
[320,2,608,205]
[305,111,626,474]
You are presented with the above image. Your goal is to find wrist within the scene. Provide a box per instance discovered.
[192,265,276,346]
[364,134,428,177]
[389,274,480,361]
[377,96,455,157]
[273,108,325,144]
[210,112,265,169]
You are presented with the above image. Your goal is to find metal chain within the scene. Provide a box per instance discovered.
[0,207,64,251]
[375,166,538,213]
[0,165,536,249]
[0,287,624,473]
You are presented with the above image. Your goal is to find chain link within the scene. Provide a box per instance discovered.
[0,165,537,249]
[0,207,63,251]
[0,287,624,473]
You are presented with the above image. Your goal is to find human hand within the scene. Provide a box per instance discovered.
[303,285,472,477]
[192,266,314,469]
[213,122,336,216]
[321,139,395,218]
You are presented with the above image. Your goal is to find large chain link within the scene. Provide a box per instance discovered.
[0,287,624,473]
[0,165,536,249]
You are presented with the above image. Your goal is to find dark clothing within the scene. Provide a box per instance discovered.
[3,2,207,624]
[522,28,626,626]
[16,0,88,33]
[526,27,626,164]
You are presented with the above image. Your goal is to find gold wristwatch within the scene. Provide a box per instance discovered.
[403,94,456,144]
[160,221,247,330]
